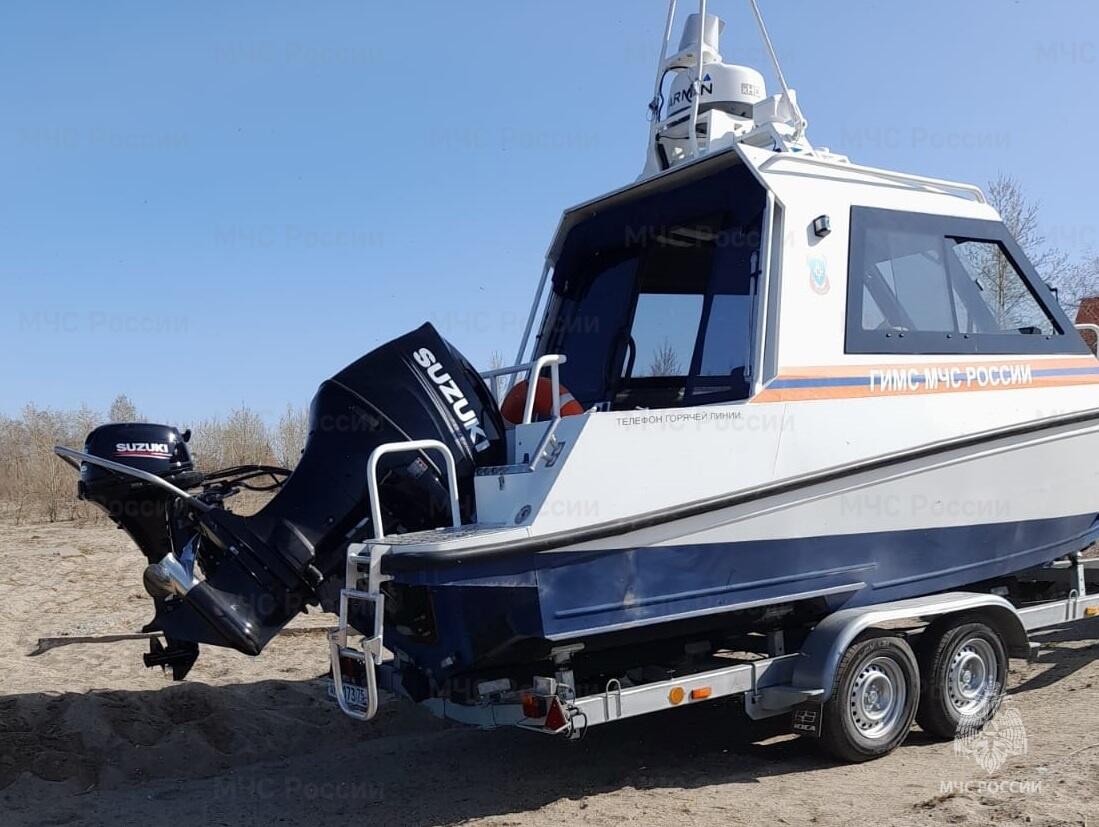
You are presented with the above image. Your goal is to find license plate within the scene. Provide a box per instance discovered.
[327,651,369,710]
[327,680,370,710]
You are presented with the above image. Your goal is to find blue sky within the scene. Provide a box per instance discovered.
[2,0,1097,425]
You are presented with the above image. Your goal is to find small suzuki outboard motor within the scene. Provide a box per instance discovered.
[58,323,506,678]
[79,423,203,564]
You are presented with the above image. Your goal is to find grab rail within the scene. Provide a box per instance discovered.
[757,153,987,203]
[510,259,554,387]
[1076,323,1099,356]
[366,440,461,540]
[53,446,212,512]
[481,354,568,424]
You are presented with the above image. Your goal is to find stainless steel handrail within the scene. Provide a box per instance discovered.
[481,354,568,424]
[366,440,460,540]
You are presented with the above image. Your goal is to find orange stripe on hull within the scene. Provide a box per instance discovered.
[777,356,1099,379]
[753,357,1099,403]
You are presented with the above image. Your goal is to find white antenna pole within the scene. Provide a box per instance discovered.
[688,0,707,157]
[748,0,808,139]
[648,0,678,123]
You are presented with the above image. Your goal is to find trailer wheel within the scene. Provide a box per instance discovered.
[915,617,1007,740]
[819,635,919,762]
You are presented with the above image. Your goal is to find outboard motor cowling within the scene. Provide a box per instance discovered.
[80,423,202,564]
[252,321,508,577]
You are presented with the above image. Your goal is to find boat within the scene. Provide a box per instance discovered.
[57,1,1099,708]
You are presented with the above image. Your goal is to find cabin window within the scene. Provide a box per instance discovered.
[610,219,759,408]
[699,294,755,376]
[536,162,768,409]
[546,254,639,404]
[541,218,761,409]
[949,240,1057,336]
[846,207,1084,355]
[629,293,705,377]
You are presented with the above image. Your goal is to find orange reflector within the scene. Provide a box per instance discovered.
[1086,607,1099,618]
[544,698,568,731]
[668,687,685,705]
[690,687,712,701]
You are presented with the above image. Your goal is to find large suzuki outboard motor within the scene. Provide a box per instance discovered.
[64,323,506,677]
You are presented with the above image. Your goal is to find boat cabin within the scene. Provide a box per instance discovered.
[527,146,1084,415]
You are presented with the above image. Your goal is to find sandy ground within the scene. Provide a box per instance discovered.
[2,519,1098,826]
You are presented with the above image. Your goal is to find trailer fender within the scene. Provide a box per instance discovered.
[787,592,1028,706]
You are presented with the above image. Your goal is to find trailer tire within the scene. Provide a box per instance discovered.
[915,616,1007,740]
[819,635,919,763]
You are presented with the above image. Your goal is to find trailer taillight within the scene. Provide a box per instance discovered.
[521,692,548,719]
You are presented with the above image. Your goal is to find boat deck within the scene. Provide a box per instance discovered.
[365,523,528,554]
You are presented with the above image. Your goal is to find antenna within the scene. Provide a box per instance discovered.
[647,0,679,123]
[642,0,814,177]
[748,0,807,139]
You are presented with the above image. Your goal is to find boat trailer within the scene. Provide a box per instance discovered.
[330,532,1099,758]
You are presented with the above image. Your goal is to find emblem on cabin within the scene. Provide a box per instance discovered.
[808,256,829,294]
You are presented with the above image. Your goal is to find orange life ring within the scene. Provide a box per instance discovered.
[500,378,584,424]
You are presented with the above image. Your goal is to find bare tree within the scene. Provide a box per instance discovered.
[190,406,273,471]
[1066,254,1099,316]
[647,338,682,377]
[273,403,309,469]
[0,403,101,523]
[108,394,141,423]
[953,239,1035,330]
[488,349,506,402]
[987,174,1099,316]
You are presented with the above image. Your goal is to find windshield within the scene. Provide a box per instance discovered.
[536,163,766,410]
